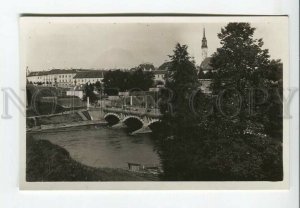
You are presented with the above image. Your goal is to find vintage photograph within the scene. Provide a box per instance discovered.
[21,17,287,186]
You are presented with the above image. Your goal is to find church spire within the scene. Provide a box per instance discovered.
[201,27,207,49]
[201,27,208,61]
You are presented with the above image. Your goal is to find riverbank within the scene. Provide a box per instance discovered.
[26,135,159,181]
[27,120,108,132]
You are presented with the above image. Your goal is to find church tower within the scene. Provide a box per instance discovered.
[201,28,208,61]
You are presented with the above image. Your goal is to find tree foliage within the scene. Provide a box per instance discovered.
[82,83,97,103]
[94,81,102,92]
[211,23,270,88]
[102,69,154,95]
[208,23,282,180]
[156,25,283,181]
[161,43,199,117]
[210,22,283,138]
[130,68,155,91]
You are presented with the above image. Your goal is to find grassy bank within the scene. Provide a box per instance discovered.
[36,113,83,125]
[26,113,83,128]
[26,135,158,181]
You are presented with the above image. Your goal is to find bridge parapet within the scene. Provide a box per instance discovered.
[103,107,162,119]
[103,107,161,134]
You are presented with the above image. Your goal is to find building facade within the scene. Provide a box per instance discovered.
[27,69,103,87]
[47,69,77,87]
[27,71,49,84]
[73,71,105,85]
[153,70,167,84]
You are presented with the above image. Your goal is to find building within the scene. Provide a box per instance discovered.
[199,57,213,74]
[27,69,81,87]
[66,85,84,99]
[199,27,215,75]
[152,62,172,85]
[153,70,167,84]
[73,70,105,85]
[27,71,49,84]
[157,62,171,71]
[198,27,214,94]
[46,69,78,87]
[26,69,103,87]
[136,63,156,71]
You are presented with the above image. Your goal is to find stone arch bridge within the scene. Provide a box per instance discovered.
[102,107,162,135]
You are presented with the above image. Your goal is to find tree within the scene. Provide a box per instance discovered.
[211,23,270,89]
[129,68,154,91]
[102,69,154,95]
[261,60,283,138]
[158,43,199,139]
[83,83,97,103]
[102,70,130,95]
[206,23,283,180]
[157,43,206,180]
[94,80,103,93]
[156,26,283,181]
[162,43,199,116]
[210,23,283,136]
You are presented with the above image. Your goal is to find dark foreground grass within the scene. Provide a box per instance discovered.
[26,135,158,181]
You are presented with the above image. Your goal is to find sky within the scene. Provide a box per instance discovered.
[21,18,287,71]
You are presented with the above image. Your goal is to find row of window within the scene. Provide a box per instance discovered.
[31,75,163,81]
[31,74,74,79]
[58,79,73,83]
[75,78,102,83]
[28,78,73,82]
[155,74,164,78]
[58,74,73,78]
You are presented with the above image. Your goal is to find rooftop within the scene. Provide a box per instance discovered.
[138,63,156,71]
[73,71,105,79]
[200,57,213,71]
[27,69,95,77]
[27,71,49,77]
[158,62,171,71]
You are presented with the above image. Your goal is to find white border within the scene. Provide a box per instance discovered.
[19,16,289,190]
[0,0,298,208]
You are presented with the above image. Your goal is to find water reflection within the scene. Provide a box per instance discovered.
[30,125,161,169]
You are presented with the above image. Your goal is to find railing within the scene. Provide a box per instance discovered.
[103,107,162,118]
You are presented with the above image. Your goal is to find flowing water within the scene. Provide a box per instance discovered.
[30,125,161,169]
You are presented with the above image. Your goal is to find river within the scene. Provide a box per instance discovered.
[29,125,161,169]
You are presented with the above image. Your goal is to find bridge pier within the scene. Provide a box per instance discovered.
[131,125,152,135]
[112,122,126,128]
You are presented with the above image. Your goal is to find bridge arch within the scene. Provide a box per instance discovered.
[147,119,159,126]
[147,119,161,131]
[122,115,144,124]
[122,116,144,132]
[104,113,121,125]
